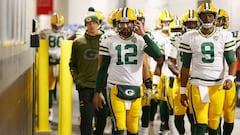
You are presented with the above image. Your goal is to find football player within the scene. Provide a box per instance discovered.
[150,9,174,135]
[69,7,104,135]
[166,17,185,135]
[135,8,152,135]
[179,3,236,135]
[93,7,163,135]
[215,9,236,135]
[134,8,165,135]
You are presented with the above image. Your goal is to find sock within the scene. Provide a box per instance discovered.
[141,106,150,127]
[223,122,234,135]
[174,115,185,134]
[208,127,217,135]
[114,130,125,135]
[195,124,207,135]
[127,130,138,135]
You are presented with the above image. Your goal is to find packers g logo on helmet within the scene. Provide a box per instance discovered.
[51,12,64,27]
[115,8,137,22]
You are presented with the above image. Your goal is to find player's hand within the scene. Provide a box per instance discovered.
[223,79,232,90]
[134,20,145,36]
[180,94,188,107]
[93,92,103,111]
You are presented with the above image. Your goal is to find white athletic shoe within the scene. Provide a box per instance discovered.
[141,127,149,135]
[169,115,178,135]
[149,121,155,135]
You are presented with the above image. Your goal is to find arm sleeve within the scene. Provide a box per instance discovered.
[181,52,192,68]
[95,55,110,93]
[224,50,236,65]
[143,34,162,59]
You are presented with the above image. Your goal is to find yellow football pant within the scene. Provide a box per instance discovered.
[191,84,225,130]
[223,82,236,123]
[109,85,142,134]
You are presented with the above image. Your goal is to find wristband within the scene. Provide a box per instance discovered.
[180,87,186,94]
[226,75,235,82]
[153,75,160,85]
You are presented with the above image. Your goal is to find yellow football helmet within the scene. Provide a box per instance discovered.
[197,3,217,29]
[107,8,120,27]
[216,9,229,29]
[96,10,104,24]
[182,9,199,31]
[182,9,198,23]
[51,12,64,27]
[115,8,136,38]
[169,17,183,36]
[158,10,174,22]
[156,10,173,30]
[169,17,183,30]
[115,7,137,22]
[134,8,145,24]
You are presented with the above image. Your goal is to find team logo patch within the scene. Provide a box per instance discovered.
[117,85,140,100]
[213,35,219,41]
[125,89,135,96]
[131,37,137,43]
[84,49,98,60]
[86,17,92,22]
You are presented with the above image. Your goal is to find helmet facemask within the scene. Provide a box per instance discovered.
[117,20,135,38]
[170,28,183,37]
[199,12,216,29]
[137,17,145,26]
[161,20,172,32]
[183,21,198,31]
[215,16,225,28]
[216,9,229,29]
[169,19,183,37]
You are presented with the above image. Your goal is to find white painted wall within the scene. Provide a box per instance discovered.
[68,0,120,25]
[212,0,240,31]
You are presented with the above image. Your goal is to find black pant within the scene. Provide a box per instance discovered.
[77,88,95,135]
[94,88,111,135]
[94,103,109,135]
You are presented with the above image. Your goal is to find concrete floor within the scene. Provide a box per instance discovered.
[35,84,240,135]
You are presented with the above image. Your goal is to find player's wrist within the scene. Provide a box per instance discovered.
[180,87,186,94]
[226,75,235,82]
[153,75,160,85]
